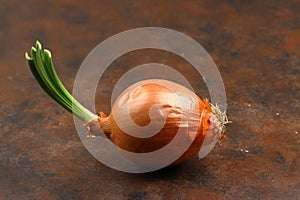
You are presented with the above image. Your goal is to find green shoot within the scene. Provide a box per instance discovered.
[25,41,98,123]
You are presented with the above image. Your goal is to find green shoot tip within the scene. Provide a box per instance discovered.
[44,49,52,57]
[25,52,32,60]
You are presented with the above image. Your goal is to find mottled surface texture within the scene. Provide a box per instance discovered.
[0,0,299,199]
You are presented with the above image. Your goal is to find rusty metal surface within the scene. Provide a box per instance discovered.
[0,0,299,199]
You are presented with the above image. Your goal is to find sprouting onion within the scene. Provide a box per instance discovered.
[25,41,229,165]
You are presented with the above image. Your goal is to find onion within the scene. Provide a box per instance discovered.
[25,41,229,167]
[88,79,228,165]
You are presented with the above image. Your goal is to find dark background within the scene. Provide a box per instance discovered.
[0,0,299,199]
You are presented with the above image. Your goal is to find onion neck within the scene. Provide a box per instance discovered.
[98,117,112,138]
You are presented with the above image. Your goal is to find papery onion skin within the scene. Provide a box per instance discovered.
[90,79,224,165]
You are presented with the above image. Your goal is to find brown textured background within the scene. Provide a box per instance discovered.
[0,0,299,199]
